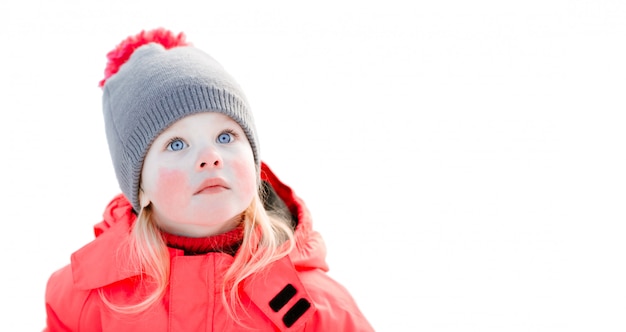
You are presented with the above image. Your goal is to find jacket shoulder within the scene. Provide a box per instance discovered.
[243,255,373,331]
[45,264,100,331]
[300,271,375,332]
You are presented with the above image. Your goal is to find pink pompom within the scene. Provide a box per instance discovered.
[99,28,190,87]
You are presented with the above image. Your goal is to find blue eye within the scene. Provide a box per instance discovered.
[167,138,187,151]
[217,132,233,144]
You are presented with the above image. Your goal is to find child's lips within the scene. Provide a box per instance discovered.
[195,177,229,194]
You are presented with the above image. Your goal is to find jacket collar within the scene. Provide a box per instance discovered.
[71,213,139,290]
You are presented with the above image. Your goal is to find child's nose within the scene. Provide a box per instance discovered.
[196,146,223,171]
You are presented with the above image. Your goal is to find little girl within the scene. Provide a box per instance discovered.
[44,28,374,331]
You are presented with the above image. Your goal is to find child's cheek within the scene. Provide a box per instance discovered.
[154,168,189,209]
[232,159,256,199]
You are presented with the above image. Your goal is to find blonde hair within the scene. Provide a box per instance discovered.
[98,184,295,317]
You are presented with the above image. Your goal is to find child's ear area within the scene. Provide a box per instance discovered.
[139,189,151,208]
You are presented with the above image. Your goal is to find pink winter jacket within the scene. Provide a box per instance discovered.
[44,163,374,331]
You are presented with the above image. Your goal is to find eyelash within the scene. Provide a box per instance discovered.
[221,128,239,138]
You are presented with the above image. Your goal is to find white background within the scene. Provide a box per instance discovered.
[1,1,625,331]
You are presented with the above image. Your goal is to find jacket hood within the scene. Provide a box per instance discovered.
[71,162,328,290]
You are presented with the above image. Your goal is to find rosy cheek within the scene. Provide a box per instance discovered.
[154,168,189,210]
[231,160,256,198]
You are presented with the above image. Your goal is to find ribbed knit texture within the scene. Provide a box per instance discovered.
[102,43,259,212]
[162,225,244,256]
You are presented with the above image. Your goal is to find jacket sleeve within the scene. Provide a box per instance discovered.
[44,265,92,332]
[302,272,375,332]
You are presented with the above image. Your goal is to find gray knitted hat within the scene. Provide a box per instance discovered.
[100,28,259,212]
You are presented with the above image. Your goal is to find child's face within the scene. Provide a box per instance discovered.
[141,112,257,237]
